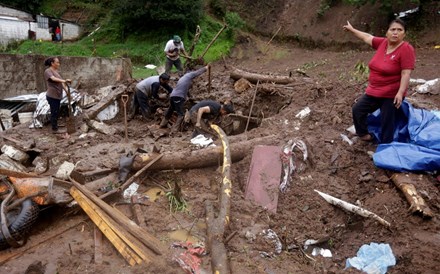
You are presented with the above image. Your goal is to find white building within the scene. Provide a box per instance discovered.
[0,5,81,47]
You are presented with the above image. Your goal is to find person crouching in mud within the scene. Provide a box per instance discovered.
[186,99,234,135]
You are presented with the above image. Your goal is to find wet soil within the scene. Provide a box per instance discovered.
[1,35,440,274]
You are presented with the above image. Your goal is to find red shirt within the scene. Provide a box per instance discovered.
[366,37,415,98]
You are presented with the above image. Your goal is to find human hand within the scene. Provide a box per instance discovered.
[394,94,403,109]
[65,79,72,83]
[195,122,201,128]
[343,21,353,32]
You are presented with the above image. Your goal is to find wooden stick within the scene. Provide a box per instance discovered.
[71,187,142,266]
[200,24,227,59]
[245,80,259,135]
[264,26,282,54]
[391,173,433,218]
[69,177,164,255]
[99,153,163,200]
[314,189,391,228]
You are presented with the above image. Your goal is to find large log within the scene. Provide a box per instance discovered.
[230,67,295,85]
[132,135,276,171]
[391,173,433,218]
[205,125,231,274]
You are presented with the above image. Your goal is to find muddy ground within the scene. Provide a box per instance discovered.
[0,34,440,274]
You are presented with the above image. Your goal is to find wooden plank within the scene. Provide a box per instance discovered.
[72,187,154,263]
[73,186,154,263]
[70,179,165,255]
[70,187,142,266]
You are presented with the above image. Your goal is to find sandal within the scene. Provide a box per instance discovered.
[360,134,373,141]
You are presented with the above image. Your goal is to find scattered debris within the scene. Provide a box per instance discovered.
[346,242,396,274]
[314,189,391,228]
[390,173,433,218]
[280,139,308,193]
[172,241,206,274]
[259,229,282,257]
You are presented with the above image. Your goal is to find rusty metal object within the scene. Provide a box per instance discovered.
[121,94,129,143]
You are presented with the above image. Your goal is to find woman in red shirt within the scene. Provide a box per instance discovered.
[343,18,415,143]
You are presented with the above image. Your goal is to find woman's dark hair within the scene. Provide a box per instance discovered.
[389,18,406,32]
[44,57,56,67]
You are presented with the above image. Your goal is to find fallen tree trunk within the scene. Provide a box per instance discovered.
[391,173,433,219]
[132,135,276,171]
[205,125,231,274]
[230,67,295,85]
[84,84,127,121]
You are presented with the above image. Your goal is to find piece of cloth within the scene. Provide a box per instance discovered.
[189,100,222,131]
[132,89,151,119]
[135,75,172,99]
[164,96,185,119]
[346,243,396,274]
[371,101,440,171]
[46,96,61,131]
[170,67,207,99]
[165,58,183,76]
[164,39,185,61]
[352,94,398,143]
[132,76,172,118]
[44,68,63,99]
[367,37,416,98]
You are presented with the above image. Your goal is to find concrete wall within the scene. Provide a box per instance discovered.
[0,54,132,99]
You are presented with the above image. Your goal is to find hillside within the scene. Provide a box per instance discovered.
[0,1,439,274]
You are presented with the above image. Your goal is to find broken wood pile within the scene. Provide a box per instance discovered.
[70,178,164,266]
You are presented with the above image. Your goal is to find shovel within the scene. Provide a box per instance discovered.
[65,83,76,134]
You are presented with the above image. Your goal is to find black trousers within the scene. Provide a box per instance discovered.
[164,96,185,119]
[46,96,61,130]
[352,94,398,143]
[131,89,151,119]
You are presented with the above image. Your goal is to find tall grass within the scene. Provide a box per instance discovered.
[4,15,236,79]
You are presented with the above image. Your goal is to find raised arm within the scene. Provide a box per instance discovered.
[343,21,373,47]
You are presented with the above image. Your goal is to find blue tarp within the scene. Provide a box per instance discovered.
[369,101,440,172]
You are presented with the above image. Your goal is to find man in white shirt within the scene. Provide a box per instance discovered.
[164,35,188,77]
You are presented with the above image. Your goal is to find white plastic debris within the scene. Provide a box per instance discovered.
[190,134,214,148]
[346,125,356,134]
[295,106,311,120]
[312,247,332,258]
[123,182,139,200]
[340,134,354,145]
[145,64,157,69]
[415,78,439,94]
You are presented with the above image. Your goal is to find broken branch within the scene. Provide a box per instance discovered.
[391,173,433,218]
[314,189,391,228]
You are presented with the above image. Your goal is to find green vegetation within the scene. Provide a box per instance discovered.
[2,0,245,79]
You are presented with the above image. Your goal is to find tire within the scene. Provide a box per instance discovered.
[0,199,40,250]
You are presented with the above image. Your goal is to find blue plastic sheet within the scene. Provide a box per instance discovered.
[346,242,396,274]
[369,101,440,172]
